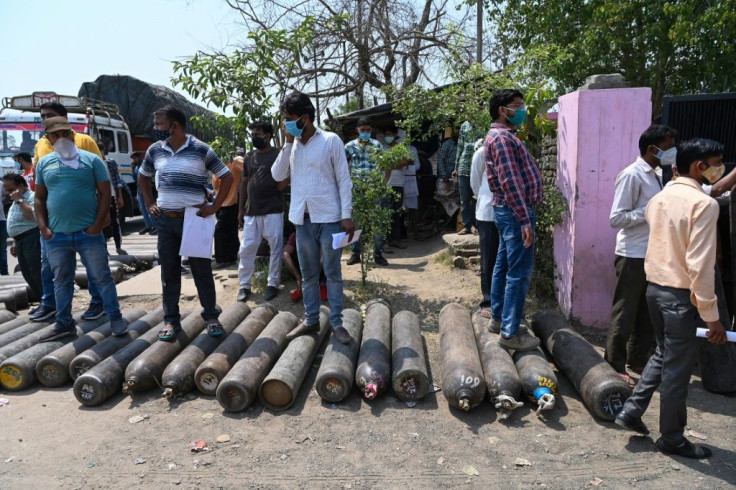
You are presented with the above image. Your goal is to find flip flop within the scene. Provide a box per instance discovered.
[480,308,492,319]
[159,324,182,342]
[206,323,225,337]
[620,374,636,388]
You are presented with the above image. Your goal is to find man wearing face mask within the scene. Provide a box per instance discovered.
[484,89,542,352]
[138,106,233,341]
[236,121,286,301]
[13,152,35,191]
[35,117,127,341]
[615,138,728,459]
[605,125,678,386]
[272,91,355,344]
[344,116,388,266]
[31,103,107,324]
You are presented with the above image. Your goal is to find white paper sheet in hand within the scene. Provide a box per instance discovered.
[332,229,362,249]
[179,207,216,259]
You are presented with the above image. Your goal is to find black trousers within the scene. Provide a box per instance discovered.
[214,204,239,263]
[15,228,42,301]
[104,198,122,249]
[605,255,654,372]
[621,283,702,445]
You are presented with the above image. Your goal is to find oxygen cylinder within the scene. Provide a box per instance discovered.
[355,300,392,400]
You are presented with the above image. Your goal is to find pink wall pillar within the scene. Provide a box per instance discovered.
[554,88,652,329]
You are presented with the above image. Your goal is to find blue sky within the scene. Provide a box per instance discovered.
[1,0,241,112]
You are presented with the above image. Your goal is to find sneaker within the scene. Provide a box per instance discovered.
[498,333,540,352]
[374,254,389,266]
[237,288,251,302]
[81,304,105,320]
[30,305,56,322]
[264,286,278,300]
[320,284,328,301]
[488,318,502,334]
[332,326,351,344]
[110,317,128,337]
[346,254,361,265]
[38,325,76,342]
[286,322,320,341]
[116,248,128,255]
[614,410,650,435]
[28,305,41,316]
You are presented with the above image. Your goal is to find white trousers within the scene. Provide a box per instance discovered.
[237,213,284,289]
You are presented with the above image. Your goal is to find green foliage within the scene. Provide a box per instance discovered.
[370,143,414,173]
[171,18,316,159]
[490,0,736,116]
[532,182,568,298]
[350,167,396,287]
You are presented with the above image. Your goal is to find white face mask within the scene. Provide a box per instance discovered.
[53,137,79,161]
[655,146,677,167]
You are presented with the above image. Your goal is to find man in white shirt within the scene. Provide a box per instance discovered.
[605,125,677,384]
[469,139,498,321]
[271,91,355,344]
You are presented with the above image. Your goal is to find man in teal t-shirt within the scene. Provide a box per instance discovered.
[35,116,126,341]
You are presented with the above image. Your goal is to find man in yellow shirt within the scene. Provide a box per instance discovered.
[32,102,103,165]
[212,150,244,268]
[615,138,728,459]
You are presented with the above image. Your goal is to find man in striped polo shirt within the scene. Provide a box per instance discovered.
[137,106,234,341]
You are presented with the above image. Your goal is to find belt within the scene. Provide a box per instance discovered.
[161,211,185,218]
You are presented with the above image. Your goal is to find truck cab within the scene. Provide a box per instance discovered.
[1,92,138,219]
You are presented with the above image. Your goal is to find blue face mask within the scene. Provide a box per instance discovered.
[284,116,305,138]
[505,106,527,126]
[358,131,371,141]
[13,161,21,171]
[384,136,395,144]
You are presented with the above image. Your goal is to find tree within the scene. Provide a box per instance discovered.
[224,0,478,111]
[487,0,736,116]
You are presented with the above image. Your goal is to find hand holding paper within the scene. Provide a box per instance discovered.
[332,229,362,249]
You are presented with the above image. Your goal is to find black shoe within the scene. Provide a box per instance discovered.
[654,437,712,459]
[263,286,278,300]
[237,288,251,302]
[38,325,76,342]
[30,305,56,322]
[374,254,389,266]
[149,228,158,235]
[211,261,233,270]
[28,305,41,316]
[286,322,320,341]
[346,254,361,265]
[182,258,191,266]
[81,304,105,320]
[614,410,650,435]
[332,326,351,344]
[138,228,150,235]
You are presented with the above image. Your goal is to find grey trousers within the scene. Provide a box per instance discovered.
[621,283,701,445]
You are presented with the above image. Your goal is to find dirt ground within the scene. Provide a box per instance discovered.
[1,221,735,489]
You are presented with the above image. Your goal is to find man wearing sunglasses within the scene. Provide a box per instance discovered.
[34,117,127,341]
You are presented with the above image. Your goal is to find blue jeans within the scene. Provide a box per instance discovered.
[45,230,122,328]
[491,206,535,338]
[458,175,475,231]
[137,191,157,229]
[477,220,499,309]
[157,215,220,325]
[39,235,56,309]
[296,219,343,328]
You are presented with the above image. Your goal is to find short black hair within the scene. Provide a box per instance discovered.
[383,124,399,134]
[356,116,372,128]
[154,105,187,128]
[280,91,315,122]
[675,138,725,175]
[13,152,32,163]
[39,101,67,117]
[489,89,524,120]
[639,125,678,156]
[248,120,274,135]
[2,173,26,187]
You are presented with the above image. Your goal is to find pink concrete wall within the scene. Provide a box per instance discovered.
[554,88,652,329]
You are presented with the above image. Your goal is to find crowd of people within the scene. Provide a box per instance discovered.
[5,87,731,460]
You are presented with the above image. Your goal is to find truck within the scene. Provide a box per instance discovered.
[0,91,145,222]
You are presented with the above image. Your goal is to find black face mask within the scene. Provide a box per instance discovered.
[252,135,268,149]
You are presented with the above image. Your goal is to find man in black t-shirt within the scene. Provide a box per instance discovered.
[236,121,288,302]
